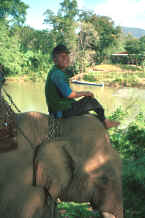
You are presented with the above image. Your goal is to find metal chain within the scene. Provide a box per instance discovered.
[48,115,62,141]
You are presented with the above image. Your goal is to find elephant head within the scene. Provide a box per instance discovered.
[33,114,123,218]
[34,139,71,200]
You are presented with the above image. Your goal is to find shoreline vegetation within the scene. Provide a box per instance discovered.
[6,64,145,89]
[72,64,145,88]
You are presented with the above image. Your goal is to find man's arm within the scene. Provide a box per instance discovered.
[51,69,94,99]
[68,91,94,98]
[51,70,72,98]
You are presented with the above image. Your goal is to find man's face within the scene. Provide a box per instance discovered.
[54,52,70,70]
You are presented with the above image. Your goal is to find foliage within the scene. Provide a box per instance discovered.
[0,0,124,79]
[109,109,145,218]
[22,50,51,77]
[0,20,24,74]
[110,124,145,160]
[125,38,141,54]
[123,36,145,65]
[83,73,96,82]
[0,0,28,24]
[58,202,100,217]
[84,64,145,88]
[0,22,53,77]
[43,0,78,51]
[85,14,121,63]
[76,22,99,72]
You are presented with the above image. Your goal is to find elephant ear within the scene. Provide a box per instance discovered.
[34,140,71,198]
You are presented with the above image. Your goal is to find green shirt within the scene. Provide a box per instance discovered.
[45,66,75,117]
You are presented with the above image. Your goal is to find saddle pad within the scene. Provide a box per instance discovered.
[0,136,17,153]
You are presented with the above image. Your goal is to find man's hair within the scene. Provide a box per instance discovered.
[52,44,70,59]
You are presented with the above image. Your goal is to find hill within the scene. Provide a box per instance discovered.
[121,26,145,38]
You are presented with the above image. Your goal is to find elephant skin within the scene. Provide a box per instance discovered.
[0,112,123,218]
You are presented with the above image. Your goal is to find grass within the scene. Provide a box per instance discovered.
[57,202,100,218]
[83,64,145,88]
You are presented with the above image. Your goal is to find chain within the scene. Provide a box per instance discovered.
[48,115,62,141]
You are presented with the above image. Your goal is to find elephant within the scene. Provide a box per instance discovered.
[0,111,123,218]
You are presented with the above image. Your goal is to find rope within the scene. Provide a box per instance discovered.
[1,87,35,149]
[2,87,21,113]
[1,87,62,149]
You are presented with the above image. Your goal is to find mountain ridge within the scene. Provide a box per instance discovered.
[121,26,145,38]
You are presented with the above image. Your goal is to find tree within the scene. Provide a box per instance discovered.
[0,20,24,74]
[139,36,145,55]
[125,36,145,55]
[0,0,28,25]
[13,26,52,54]
[125,39,141,54]
[0,0,29,74]
[76,21,99,71]
[79,13,121,63]
[43,0,78,50]
[124,37,145,65]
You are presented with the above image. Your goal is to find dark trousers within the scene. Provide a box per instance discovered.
[63,96,105,122]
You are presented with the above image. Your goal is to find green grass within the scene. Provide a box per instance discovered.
[57,202,100,218]
[83,64,145,87]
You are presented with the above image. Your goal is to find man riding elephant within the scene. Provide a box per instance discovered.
[44,44,122,218]
[45,44,120,130]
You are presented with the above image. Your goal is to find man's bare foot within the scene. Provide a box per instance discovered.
[102,212,116,218]
[104,119,120,129]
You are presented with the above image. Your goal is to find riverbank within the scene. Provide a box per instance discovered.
[6,64,145,89]
[71,64,145,88]
[6,73,47,83]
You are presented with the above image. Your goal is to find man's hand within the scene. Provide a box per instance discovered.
[68,91,94,98]
[84,91,94,98]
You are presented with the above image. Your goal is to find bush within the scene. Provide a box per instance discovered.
[83,74,96,82]
[109,109,145,218]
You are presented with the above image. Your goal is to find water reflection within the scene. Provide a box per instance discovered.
[4,81,48,113]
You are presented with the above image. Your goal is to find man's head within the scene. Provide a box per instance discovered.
[52,44,70,70]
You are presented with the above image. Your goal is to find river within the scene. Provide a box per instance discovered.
[3,81,145,125]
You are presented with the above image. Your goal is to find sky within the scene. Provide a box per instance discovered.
[23,0,145,30]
